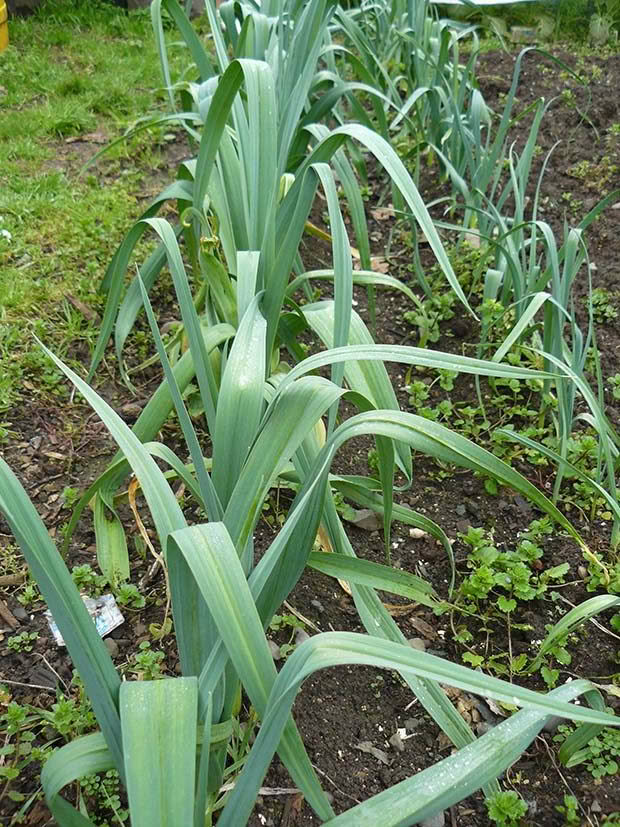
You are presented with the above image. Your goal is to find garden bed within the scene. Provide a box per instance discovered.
[1,16,620,827]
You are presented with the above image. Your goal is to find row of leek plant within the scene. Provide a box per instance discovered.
[82,0,477,586]
[336,3,620,546]
[329,0,485,295]
[435,129,620,549]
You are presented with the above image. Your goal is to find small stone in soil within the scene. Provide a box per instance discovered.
[104,638,119,657]
[268,640,281,661]
[465,499,481,518]
[513,495,532,517]
[420,811,445,827]
[354,741,390,765]
[542,715,563,735]
[30,665,57,689]
[310,599,324,613]
[476,721,494,736]
[407,638,426,651]
[12,605,28,622]
[294,628,310,645]
[419,545,441,560]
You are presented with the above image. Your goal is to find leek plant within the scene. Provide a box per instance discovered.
[468,141,620,544]
[332,0,483,293]
[433,80,620,544]
[3,57,620,824]
[332,0,481,155]
[2,252,619,825]
[84,0,479,585]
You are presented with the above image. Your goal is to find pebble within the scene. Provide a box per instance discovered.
[542,715,563,735]
[407,637,426,652]
[420,811,445,827]
[104,638,119,657]
[455,504,467,516]
[465,499,481,519]
[294,628,310,645]
[310,599,324,613]
[476,721,494,736]
[12,605,28,622]
[268,640,281,661]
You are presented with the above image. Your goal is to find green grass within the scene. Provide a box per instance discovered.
[0,0,190,413]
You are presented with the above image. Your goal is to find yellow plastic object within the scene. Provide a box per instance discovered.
[0,0,8,53]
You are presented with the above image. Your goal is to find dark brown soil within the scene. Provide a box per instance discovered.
[1,43,620,827]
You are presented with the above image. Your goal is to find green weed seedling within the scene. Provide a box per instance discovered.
[71,564,107,596]
[459,528,569,613]
[268,613,308,661]
[486,789,528,826]
[7,632,39,653]
[0,697,52,809]
[17,583,40,608]
[454,523,571,680]
[0,675,100,813]
[40,688,98,741]
[590,287,619,323]
[62,487,81,510]
[402,291,457,349]
[127,642,165,681]
[555,794,581,826]
[555,721,620,779]
[79,770,128,825]
[585,552,620,594]
[114,583,145,610]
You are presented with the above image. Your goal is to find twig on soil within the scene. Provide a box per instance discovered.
[65,294,101,325]
[283,601,321,633]
[26,473,65,492]
[128,477,171,633]
[312,764,361,806]
[0,572,26,586]
[34,653,69,692]
[0,599,19,630]
[536,734,597,827]
[218,783,300,796]
[555,593,620,643]
[0,679,57,693]
[138,558,162,591]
